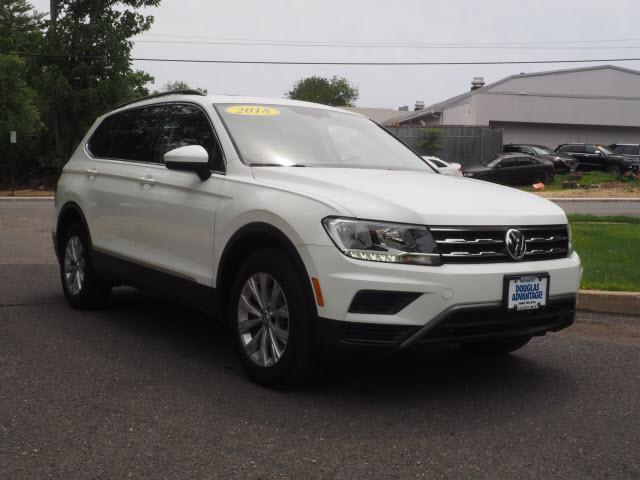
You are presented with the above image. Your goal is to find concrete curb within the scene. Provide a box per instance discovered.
[578,289,640,315]
[548,198,640,202]
[0,196,54,201]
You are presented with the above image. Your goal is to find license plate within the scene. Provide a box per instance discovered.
[503,274,549,311]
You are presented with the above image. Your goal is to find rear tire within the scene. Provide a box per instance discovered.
[229,248,317,388]
[59,223,112,309]
[460,335,532,355]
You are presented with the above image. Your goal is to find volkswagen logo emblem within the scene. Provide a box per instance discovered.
[505,228,527,260]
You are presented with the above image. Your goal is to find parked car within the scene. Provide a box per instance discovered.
[422,156,463,176]
[609,143,640,160]
[462,153,555,185]
[503,144,578,172]
[554,143,640,174]
[53,91,581,387]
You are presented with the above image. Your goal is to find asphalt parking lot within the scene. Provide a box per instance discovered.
[2,201,639,479]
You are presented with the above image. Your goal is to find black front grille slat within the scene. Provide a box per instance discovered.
[430,225,569,264]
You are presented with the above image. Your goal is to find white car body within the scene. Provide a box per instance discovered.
[54,93,581,385]
[422,156,463,176]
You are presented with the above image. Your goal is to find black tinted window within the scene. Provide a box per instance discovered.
[158,104,224,171]
[503,146,519,153]
[500,158,518,167]
[109,106,164,163]
[615,145,638,155]
[518,157,534,165]
[87,115,117,157]
[561,145,585,153]
[585,145,597,154]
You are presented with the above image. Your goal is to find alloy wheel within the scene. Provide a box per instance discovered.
[64,235,86,295]
[237,272,289,367]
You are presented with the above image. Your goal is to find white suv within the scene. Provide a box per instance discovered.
[54,91,581,387]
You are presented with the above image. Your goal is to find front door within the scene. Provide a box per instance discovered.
[132,103,226,286]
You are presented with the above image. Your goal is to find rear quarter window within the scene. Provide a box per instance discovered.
[87,115,117,157]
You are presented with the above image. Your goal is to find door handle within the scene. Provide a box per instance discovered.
[139,175,156,187]
[85,168,98,178]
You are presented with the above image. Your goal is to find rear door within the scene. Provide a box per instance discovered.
[81,109,156,256]
[132,103,226,286]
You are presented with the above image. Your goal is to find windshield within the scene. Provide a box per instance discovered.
[531,146,554,155]
[596,145,613,155]
[215,103,432,171]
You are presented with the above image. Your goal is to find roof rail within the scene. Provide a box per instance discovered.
[116,89,207,109]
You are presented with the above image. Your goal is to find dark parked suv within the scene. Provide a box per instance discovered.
[555,143,640,174]
[609,143,640,160]
[503,144,578,172]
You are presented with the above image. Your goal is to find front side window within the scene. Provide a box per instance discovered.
[158,104,224,171]
[215,103,432,172]
[531,146,553,156]
[596,145,613,155]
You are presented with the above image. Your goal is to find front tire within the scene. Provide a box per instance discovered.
[229,248,316,388]
[607,165,622,175]
[59,223,112,309]
[460,335,532,355]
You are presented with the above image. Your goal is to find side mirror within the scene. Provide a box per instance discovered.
[163,145,211,180]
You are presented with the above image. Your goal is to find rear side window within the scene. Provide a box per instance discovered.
[503,146,519,153]
[109,106,164,163]
[87,115,117,157]
[158,104,225,171]
[615,145,638,155]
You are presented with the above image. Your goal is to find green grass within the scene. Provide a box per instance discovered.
[568,214,640,225]
[570,218,640,291]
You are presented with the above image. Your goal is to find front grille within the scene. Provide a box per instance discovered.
[430,225,569,263]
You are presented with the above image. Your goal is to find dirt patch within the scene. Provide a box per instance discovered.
[0,189,54,197]
[535,184,640,198]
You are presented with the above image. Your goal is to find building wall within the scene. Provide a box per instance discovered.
[472,93,640,128]
[492,121,640,149]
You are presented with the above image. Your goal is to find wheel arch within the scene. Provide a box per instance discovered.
[216,222,315,320]
[56,201,92,254]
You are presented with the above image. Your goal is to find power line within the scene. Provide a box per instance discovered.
[138,33,640,47]
[134,39,640,50]
[8,52,640,66]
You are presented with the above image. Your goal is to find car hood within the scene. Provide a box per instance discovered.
[251,167,567,226]
[461,164,493,174]
[544,153,576,162]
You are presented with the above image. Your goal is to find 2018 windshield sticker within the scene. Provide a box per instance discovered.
[226,105,280,116]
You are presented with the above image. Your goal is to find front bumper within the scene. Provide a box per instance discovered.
[302,245,581,324]
[315,294,575,351]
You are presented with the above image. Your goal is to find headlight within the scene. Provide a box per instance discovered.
[322,217,443,266]
[567,223,574,256]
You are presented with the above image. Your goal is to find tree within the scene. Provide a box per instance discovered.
[286,76,359,106]
[0,55,40,185]
[39,0,160,167]
[0,1,45,184]
[154,80,208,94]
[419,127,443,156]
